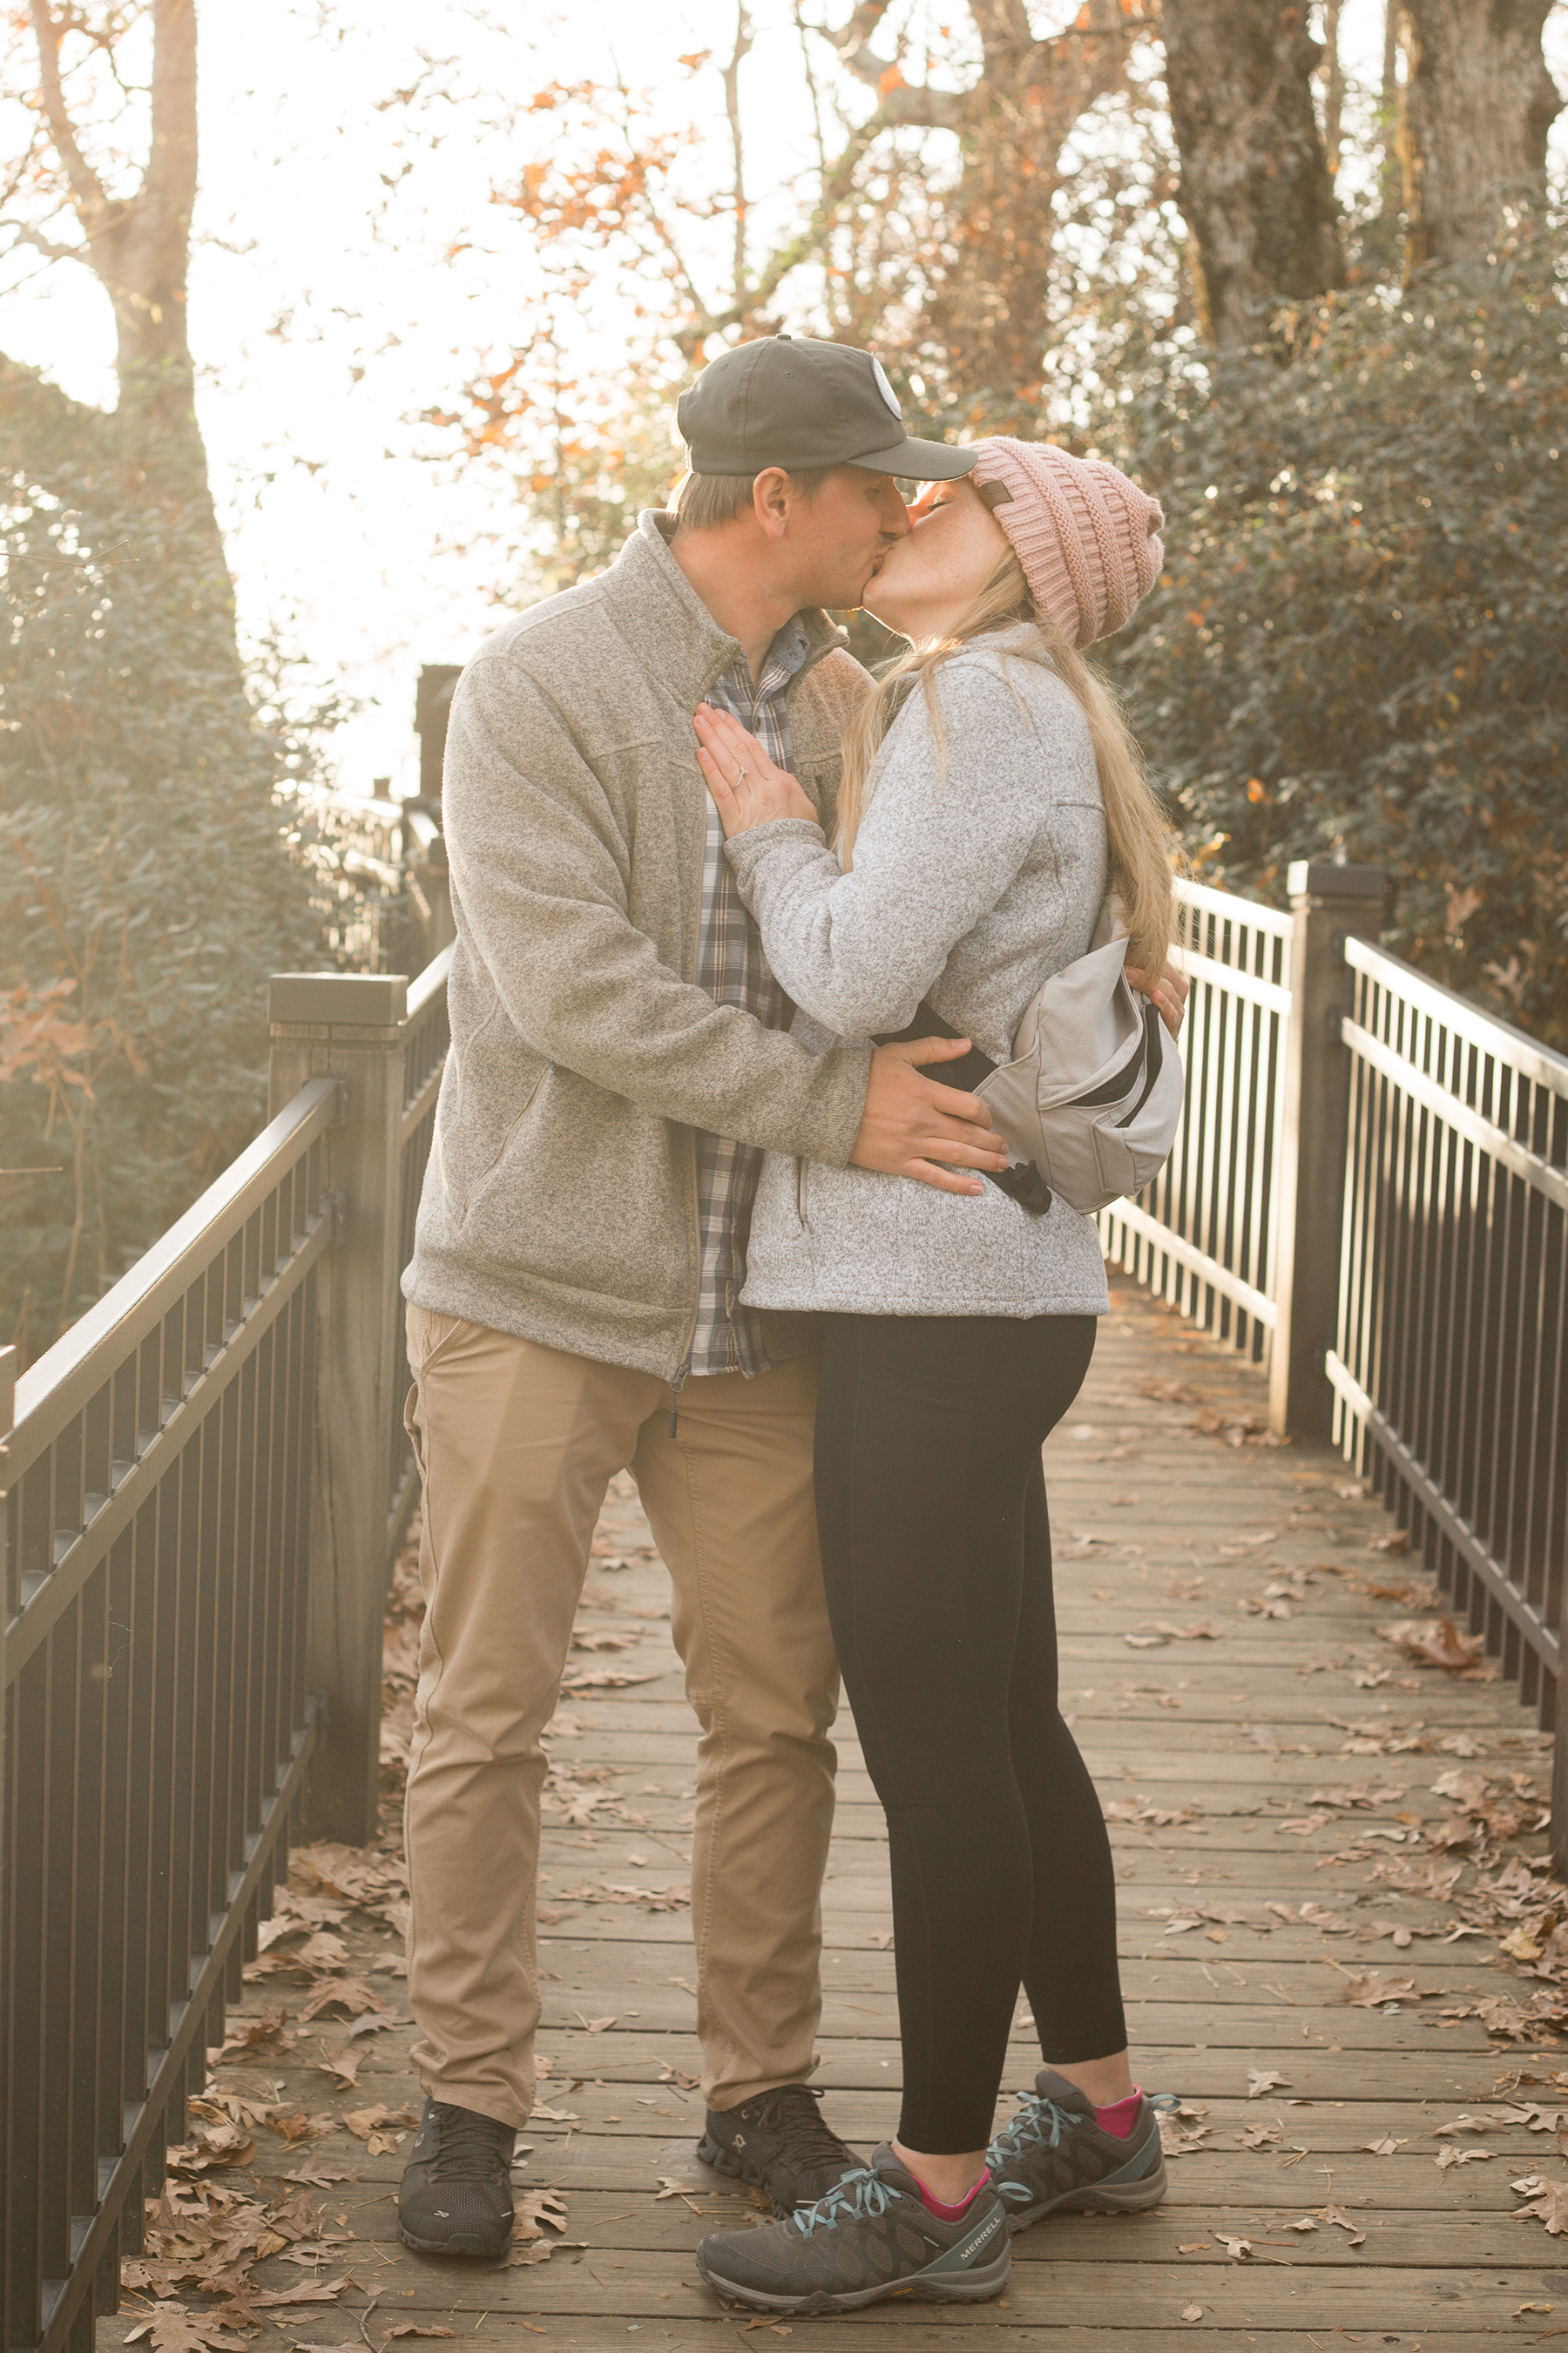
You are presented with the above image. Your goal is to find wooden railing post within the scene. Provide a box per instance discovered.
[1268,862,1386,1441]
[268,972,409,1843]
[0,1343,13,1852]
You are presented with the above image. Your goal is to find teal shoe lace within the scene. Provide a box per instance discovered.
[987,2089,1179,2208]
[792,2165,896,2237]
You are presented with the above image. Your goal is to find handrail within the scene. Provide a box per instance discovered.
[11,1077,341,1456]
[1100,872,1295,1369]
[1345,935,1568,1097]
[1175,873,1294,938]
[3,1072,332,2353]
[408,940,456,1023]
[1333,928,1568,1815]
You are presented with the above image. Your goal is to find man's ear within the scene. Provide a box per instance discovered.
[751,466,794,541]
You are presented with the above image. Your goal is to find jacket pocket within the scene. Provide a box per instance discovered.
[453,1057,549,1227]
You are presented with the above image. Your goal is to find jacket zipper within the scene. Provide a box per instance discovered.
[671,764,710,1434]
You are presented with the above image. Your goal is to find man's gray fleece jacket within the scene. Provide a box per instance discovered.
[729,627,1112,1320]
[402,510,875,1378]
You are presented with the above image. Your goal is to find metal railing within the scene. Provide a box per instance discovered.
[0,953,456,2352]
[1099,876,1294,1365]
[389,953,452,1554]
[1328,939,1568,1760]
[1,1078,337,2353]
[288,789,451,978]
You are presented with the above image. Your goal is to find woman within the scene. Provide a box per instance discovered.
[691,439,1177,2318]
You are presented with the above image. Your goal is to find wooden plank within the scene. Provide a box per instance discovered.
[121,1278,1568,2353]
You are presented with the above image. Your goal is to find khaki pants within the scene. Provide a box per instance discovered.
[402,1305,840,2131]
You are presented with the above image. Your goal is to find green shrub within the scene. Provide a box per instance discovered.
[1105,225,1568,1046]
[1,360,320,1366]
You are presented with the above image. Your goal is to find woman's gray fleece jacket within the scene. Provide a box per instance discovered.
[727,627,1112,1320]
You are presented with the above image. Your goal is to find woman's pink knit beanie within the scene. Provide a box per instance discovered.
[969,437,1165,648]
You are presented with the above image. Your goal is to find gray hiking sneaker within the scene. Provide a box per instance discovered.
[695,2142,1010,2316]
[696,2082,860,2216]
[986,2067,1173,2232]
[396,2098,516,2258]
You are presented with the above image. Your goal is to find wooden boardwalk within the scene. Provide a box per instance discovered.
[111,1276,1568,2353]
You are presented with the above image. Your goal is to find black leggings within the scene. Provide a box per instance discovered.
[814,1311,1126,2154]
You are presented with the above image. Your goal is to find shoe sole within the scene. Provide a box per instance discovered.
[696,2245,1010,2316]
[1003,2147,1169,2234]
[396,2221,512,2260]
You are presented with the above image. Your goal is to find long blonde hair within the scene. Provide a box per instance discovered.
[837,552,1175,976]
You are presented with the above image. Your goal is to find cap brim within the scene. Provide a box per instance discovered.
[846,437,977,482]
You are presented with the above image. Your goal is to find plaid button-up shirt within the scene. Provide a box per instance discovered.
[687,619,813,1379]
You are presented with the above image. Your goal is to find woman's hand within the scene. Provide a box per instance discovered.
[694,703,818,838]
[1125,958,1189,1041]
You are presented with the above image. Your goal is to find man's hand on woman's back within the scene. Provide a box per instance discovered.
[852,1037,1011,1197]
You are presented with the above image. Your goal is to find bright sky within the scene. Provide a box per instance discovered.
[3,1,1560,794]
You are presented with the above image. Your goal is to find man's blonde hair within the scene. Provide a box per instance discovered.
[671,467,830,533]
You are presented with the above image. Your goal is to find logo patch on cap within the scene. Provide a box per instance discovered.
[871,359,902,419]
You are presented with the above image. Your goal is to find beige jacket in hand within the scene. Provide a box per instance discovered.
[402,512,875,1377]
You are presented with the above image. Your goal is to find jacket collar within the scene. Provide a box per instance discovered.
[604,510,848,707]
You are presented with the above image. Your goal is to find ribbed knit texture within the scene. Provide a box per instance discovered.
[970,438,1164,648]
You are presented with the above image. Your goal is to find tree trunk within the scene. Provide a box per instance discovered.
[918,1,1132,429]
[1399,0,1563,269]
[1160,0,1343,346]
[30,0,234,646]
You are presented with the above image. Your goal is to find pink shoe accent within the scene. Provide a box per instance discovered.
[1094,2090,1143,2140]
[908,2167,990,2221]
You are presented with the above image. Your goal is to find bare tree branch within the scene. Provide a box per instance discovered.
[720,3,754,303]
[2,220,96,267]
[28,0,112,231]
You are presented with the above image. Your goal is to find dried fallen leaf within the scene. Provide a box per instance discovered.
[653,2177,695,2200]
[381,2329,456,2342]
[124,2308,249,2353]
[531,2103,580,2122]
[1434,2113,1493,2136]
[1515,2181,1568,2234]
[1247,2068,1289,2099]
[517,2189,568,2239]
[342,2104,419,2143]
[1286,2216,1318,2233]
[1320,2203,1366,2247]
[1512,2305,1557,2317]
[1436,2145,1496,2170]
[1361,2135,1406,2156]
[1214,2235,1253,2259]
[1180,2305,1203,2324]
[579,2014,617,2034]
[1336,1972,1423,2007]
[213,2009,289,2060]
[300,1977,395,2025]
[1381,1614,1484,1670]
[1239,2122,1281,2150]
[250,2277,351,2309]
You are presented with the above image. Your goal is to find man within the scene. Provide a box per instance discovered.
[395,335,1009,2259]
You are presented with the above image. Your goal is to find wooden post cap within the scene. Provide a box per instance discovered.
[1285,861,1385,901]
[269,972,409,1026]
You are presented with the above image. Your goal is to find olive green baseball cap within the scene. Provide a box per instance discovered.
[677,335,977,482]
